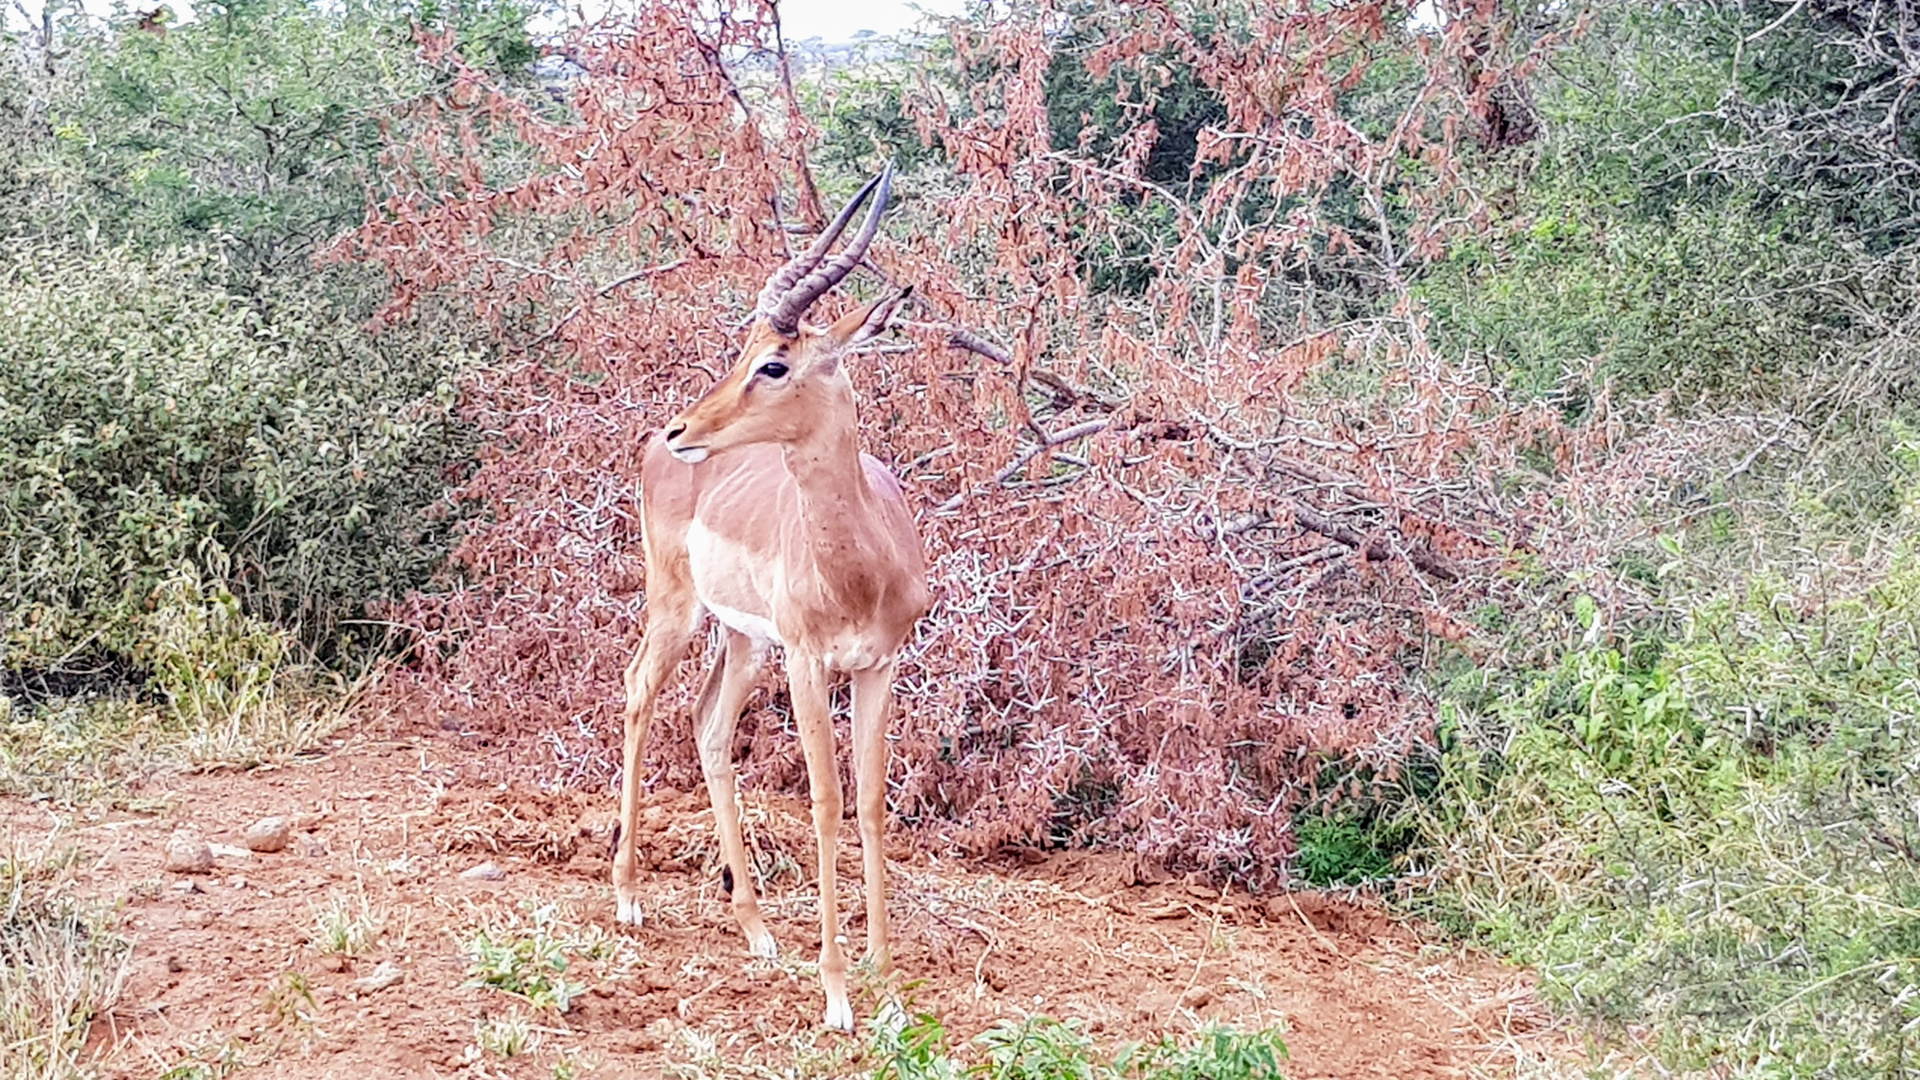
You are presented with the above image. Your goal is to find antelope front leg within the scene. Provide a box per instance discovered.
[850,661,897,974]
[614,605,698,926]
[788,657,853,1031]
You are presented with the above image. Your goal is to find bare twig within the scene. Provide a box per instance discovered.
[525,259,688,350]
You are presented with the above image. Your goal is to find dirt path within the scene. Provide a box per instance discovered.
[6,727,1559,1078]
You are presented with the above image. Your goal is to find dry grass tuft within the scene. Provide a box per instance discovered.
[0,681,359,809]
[0,830,132,1080]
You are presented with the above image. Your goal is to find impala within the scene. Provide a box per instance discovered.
[613,165,929,1032]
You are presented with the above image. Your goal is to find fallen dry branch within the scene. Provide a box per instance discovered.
[1289,505,1462,583]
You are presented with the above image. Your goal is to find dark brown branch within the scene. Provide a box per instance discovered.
[1290,505,1460,583]
[947,328,1013,365]
[766,0,825,230]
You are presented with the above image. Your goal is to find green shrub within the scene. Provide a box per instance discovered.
[7,0,533,275]
[1291,811,1401,889]
[1410,456,1920,1076]
[1419,200,1852,409]
[0,242,476,677]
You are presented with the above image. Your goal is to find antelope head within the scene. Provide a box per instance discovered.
[664,165,910,465]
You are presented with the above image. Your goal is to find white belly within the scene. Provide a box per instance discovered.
[687,521,785,648]
[705,599,784,649]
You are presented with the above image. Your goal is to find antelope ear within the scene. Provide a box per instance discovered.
[824,285,913,351]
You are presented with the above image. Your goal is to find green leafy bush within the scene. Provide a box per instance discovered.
[1410,453,1920,1076]
[1419,198,1853,409]
[8,0,533,277]
[0,242,475,676]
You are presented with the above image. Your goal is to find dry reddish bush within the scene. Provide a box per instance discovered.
[340,0,1560,883]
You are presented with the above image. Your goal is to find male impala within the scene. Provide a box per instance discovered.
[613,166,929,1032]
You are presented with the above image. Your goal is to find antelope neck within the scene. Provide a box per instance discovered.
[780,412,884,567]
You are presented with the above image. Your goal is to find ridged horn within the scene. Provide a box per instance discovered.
[757,162,894,335]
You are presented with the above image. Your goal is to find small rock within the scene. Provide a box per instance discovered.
[615,1032,662,1054]
[169,879,202,894]
[352,961,404,994]
[163,832,214,875]
[459,861,505,881]
[244,817,291,853]
[209,843,253,860]
[181,910,212,929]
[226,875,247,889]
[1136,991,1180,1019]
[1179,985,1213,1009]
[319,953,348,974]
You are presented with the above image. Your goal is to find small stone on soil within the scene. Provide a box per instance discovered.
[459,861,505,881]
[1137,991,1179,1018]
[353,961,404,994]
[162,832,214,875]
[245,816,291,853]
[208,842,253,860]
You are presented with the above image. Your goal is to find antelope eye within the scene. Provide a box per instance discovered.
[756,360,790,380]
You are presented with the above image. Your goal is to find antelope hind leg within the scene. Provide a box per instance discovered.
[695,629,778,958]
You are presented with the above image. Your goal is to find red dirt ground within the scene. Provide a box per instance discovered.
[5,724,1565,1079]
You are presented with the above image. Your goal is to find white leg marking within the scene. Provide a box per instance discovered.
[617,896,644,926]
[824,992,856,1033]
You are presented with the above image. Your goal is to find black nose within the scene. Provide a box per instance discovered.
[665,424,686,442]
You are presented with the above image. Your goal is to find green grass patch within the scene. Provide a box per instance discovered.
[873,1010,1288,1080]
[463,901,612,1013]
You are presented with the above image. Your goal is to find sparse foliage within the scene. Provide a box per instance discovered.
[463,903,589,1011]
[310,895,384,955]
[872,1007,1289,1080]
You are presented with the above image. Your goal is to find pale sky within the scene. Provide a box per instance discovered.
[775,0,963,41]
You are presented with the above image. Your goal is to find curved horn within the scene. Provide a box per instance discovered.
[760,163,894,335]
[755,168,885,323]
